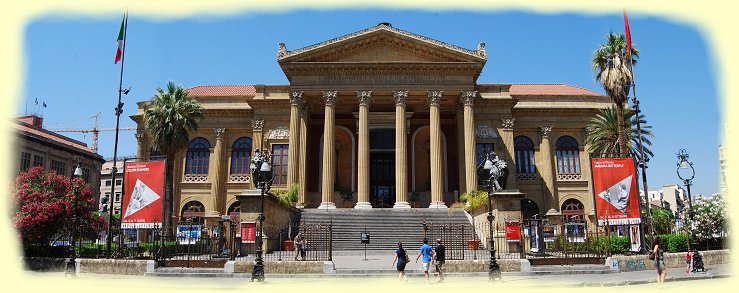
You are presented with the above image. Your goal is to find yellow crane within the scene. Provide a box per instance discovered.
[47,112,137,153]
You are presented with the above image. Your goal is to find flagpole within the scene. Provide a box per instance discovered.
[624,9,654,248]
[107,11,128,258]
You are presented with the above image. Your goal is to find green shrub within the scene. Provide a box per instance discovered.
[608,236,631,254]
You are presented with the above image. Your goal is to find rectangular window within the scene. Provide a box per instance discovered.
[114,192,121,203]
[82,167,90,183]
[20,152,31,172]
[115,179,122,186]
[33,155,44,168]
[272,144,289,185]
[105,180,112,186]
[51,160,66,176]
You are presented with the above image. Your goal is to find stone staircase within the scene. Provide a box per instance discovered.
[300,208,476,251]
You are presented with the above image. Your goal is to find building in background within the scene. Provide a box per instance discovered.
[99,159,125,215]
[13,114,105,202]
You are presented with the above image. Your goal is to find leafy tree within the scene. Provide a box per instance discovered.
[144,81,204,235]
[585,105,654,161]
[592,32,640,154]
[688,194,727,239]
[650,207,674,235]
[11,167,104,244]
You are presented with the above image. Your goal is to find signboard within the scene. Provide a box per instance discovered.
[542,226,556,242]
[565,222,586,243]
[591,157,642,226]
[505,221,520,242]
[361,232,370,244]
[121,161,165,229]
[629,225,642,252]
[176,225,201,244]
[241,222,256,243]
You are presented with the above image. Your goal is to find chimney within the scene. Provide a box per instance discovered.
[18,115,44,128]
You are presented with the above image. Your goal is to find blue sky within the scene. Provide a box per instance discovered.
[20,9,721,196]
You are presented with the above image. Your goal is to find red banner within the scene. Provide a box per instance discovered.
[121,161,165,228]
[241,222,256,243]
[506,221,520,242]
[591,158,641,225]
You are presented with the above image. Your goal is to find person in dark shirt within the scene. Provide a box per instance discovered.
[433,238,446,283]
[392,242,409,283]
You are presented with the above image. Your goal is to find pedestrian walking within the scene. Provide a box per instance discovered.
[686,248,693,274]
[433,238,446,283]
[652,236,666,288]
[392,242,409,283]
[415,238,433,284]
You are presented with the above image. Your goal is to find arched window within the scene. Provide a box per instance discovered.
[185,138,210,175]
[556,136,580,175]
[180,201,205,224]
[230,137,252,175]
[561,198,585,222]
[514,136,536,174]
[521,199,540,219]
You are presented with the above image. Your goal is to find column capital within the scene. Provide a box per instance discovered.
[427,90,443,106]
[501,118,515,130]
[460,90,477,106]
[290,91,304,106]
[357,91,372,106]
[539,125,552,139]
[135,131,145,142]
[300,103,311,116]
[252,119,265,131]
[322,91,338,106]
[393,90,408,106]
[214,128,226,139]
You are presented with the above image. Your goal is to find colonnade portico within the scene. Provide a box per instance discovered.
[285,89,481,209]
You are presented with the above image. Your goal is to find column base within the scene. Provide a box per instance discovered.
[393,202,411,209]
[427,202,448,209]
[317,202,337,210]
[354,202,373,209]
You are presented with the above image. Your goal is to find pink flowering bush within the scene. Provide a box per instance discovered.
[11,166,104,245]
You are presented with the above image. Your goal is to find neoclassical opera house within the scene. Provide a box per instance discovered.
[132,23,610,226]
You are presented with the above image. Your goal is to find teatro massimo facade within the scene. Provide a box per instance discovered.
[131,23,611,227]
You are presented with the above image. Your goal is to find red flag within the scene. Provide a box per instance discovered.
[624,9,632,57]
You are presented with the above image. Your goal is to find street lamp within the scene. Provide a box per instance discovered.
[250,149,273,282]
[676,149,697,249]
[66,163,83,277]
[479,148,505,281]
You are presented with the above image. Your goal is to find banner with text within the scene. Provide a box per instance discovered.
[591,157,641,225]
[121,160,165,228]
[241,222,256,243]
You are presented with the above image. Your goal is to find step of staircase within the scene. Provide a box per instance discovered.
[300,208,475,250]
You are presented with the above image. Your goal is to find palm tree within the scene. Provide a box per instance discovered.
[585,105,654,163]
[592,32,640,155]
[144,81,204,235]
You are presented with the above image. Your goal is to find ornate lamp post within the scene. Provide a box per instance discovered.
[66,163,83,277]
[480,148,505,281]
[250,149,273,282]
[676,149,697,249]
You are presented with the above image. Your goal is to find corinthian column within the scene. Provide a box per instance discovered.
[135,131,146,159]
[393,91,410,209]
[427,91,446,209]
[319,91,338,210]
[539,125,558,215]
[209,128,226,216]
[298,104,309,208]
[500,118,517,190]
[287,91,302,187]
[461,91,477,194]
[355,91,372,209]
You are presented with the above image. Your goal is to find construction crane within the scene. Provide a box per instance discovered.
[48,112,137,153]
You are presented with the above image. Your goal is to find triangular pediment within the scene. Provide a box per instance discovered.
[277,24,487,64]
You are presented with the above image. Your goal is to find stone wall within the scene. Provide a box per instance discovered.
[442,259,523,272]
[78,259,151,275]
[234,261,325,274]
[606,249,731,272]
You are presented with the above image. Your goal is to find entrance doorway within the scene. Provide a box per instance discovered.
[370,152,395,207]
[369,129,395,207]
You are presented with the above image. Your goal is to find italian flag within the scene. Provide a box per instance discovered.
[114,14,126,64]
